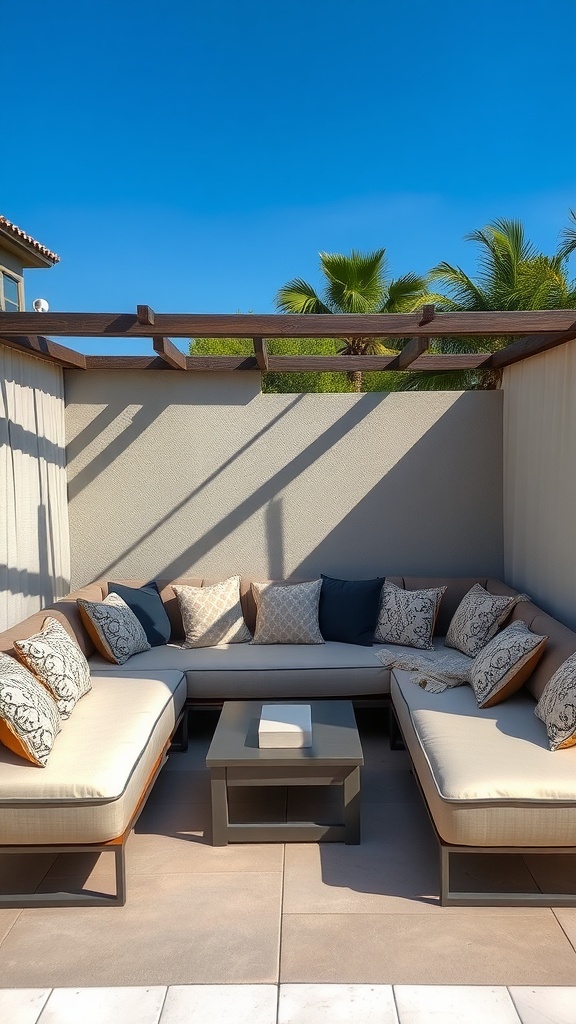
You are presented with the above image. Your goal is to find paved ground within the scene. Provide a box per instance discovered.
[1,710,576,991]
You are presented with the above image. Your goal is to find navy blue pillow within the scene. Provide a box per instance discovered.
[107,581,171,647]
[319,574,383,646]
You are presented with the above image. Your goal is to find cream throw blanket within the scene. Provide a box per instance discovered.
[375,642,473,693]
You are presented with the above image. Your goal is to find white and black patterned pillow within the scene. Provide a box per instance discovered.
[77,593,151,664]
[174,576,252,648]
[535,651,576,750]
[251,580,325,645]
[445,584,529,657]
[14,617,92,719]
[374,582,446,650]
[0,652,61,766]
[469,621,547,708]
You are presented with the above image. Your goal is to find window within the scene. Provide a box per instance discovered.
[0,268,23,311]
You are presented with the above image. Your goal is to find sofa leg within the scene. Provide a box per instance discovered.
[0,844,128,908]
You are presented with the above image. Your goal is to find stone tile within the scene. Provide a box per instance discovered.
[0,871,282,986]
[509,986,576,1024]
[552,909,576,950]
[146,767,210,805]
[38,987,166,1024]
[280,913,576,984]
[160,984,278,1023]
[0,908,23,944]
[394,986,521,1023]
[0,989,51,1024]
[278,983,398,1023]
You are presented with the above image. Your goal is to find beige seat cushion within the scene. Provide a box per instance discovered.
[0,670,186,845]
[391,670,576,847]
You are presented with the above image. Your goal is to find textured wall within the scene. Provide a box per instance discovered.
[64,371,503,587]
[503,340,576,629]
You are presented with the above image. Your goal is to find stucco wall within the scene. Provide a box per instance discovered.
[64,371,503,587]
[503,339,576,629]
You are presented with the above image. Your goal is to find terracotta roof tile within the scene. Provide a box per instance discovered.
[0,215,60,263]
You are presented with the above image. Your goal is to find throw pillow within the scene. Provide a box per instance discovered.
[374,582,446,650]
[319,574,383,647]
[107,580,171,647]
[251,580,324,645]
[173,576,252,648]
[14,616,92,719]
[469,621,548,708]
[0,652,61,766]
[77,593,151,664]
[445,584,529,657]
[535,651,576,750]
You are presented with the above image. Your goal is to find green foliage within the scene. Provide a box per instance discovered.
[189,336,355,393]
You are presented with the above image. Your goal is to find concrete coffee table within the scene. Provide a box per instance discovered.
[206,700,364,846]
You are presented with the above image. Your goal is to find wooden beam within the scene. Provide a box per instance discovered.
[410,353,494,371]
[136,305,155,325]
[152,336,187,369]
[0,335,86,369]
[84,352,501,373]
[266,355,398,371]
[486,325,576,370]
[85,356,259,371]
[386,337,429,371]
[419,304,435,326]
[253,337,269,371]
[2,310,576,339]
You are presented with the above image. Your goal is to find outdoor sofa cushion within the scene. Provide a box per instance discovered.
[107,580,172,647]
[391,669,576,847]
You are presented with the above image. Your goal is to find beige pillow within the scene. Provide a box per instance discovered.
[77,593,151,664]
[251,580,324,645]
[535,651,576,750]
[445,584,529,657]
[469,621,548,708]
[173,576,251,648]
[0,652,61,766]
[14,616,92,719]
[374,582,446,650]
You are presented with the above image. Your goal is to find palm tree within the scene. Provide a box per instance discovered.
[401,214,576,390]
[275,249,429,391]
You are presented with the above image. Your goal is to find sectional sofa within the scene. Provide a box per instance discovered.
[1,575,575,908]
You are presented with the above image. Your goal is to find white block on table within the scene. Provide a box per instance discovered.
[258,704,312,748]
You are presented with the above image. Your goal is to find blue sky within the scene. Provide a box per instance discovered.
[2,0,575,354]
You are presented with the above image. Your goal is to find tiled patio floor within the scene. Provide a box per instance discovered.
[1,711,576,991]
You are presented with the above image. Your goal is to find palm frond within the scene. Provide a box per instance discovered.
[558,209,576,263]
[275,279,331,314]
[380,273,427,312]
[320,249,387,313]
[429,262,488,309]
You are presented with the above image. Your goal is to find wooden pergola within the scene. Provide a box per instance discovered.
[0,307,575,373]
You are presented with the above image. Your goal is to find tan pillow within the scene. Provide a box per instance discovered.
[77,593,151,664]
[0,652,61,766]
[14,617,92,719]
[251,580,324,645]
[445,584,529,657]
[173,576,252,648]
[469,621,548,708]
[535,651,576,750]
[374,582,446,650]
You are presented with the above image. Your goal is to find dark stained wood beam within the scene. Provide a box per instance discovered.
[386,337,429,371]
[419,304,436,326]
[2,310,576,339]
[0,335,86,369]
[253,337,269,371]
[137,305,155,325]
[152,336,187,369]
[410,353,496,371]
[85,355,259,371]
[486,325,576,370]
[82,352,516,373]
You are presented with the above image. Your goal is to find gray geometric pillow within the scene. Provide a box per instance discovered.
[174,576,252,648]
[0,652,61,766]
[535,651,576,750]
[77,593,151,665]
[469,621,547,708]
[445,584,529,657]
[374,582,446,650]
[251,580,325,645]
[14,617,92,719]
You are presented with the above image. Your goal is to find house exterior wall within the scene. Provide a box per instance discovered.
[503,339,576,629]
[64,371,503,588]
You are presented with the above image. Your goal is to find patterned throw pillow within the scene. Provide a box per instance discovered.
[14,617,92,719]
[251,580,325,645]
[469,621,548,708]
[0,652,61,766]
[77,593,151,664]
[445,584,529,657]
[374,582,446,650]
[173,576,252,648]
[535,651,576,750]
